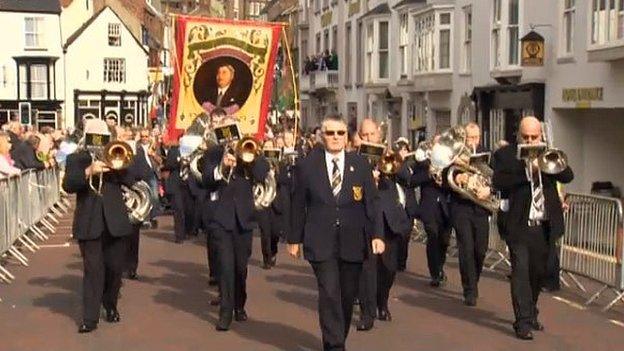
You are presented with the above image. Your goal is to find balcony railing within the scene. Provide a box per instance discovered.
[313,70,339,91]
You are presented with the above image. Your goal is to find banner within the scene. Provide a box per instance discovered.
[168,16,283,140]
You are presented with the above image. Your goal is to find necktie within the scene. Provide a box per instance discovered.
[331,157,342,198]
[216,91,223,106]
[529,171,545,221]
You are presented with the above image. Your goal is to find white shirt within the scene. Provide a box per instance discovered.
[325,149,345,185]
[218,85,231,97]
[141,143,153,169]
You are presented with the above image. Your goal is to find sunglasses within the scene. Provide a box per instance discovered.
[324,130,347,137]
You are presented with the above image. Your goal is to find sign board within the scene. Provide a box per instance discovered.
[521,30,545,67]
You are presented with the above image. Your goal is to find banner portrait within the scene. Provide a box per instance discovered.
[168,16,283,140]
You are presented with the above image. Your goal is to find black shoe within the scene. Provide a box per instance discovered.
[150,219,158,229]
[464,296,477,307]
[356,317,374,331]
[234,309,248,322]
[127,271,138,280]
[262,261,271,270]
[78,323,97,333]
[174,238,183,244]
[216,312,232,331]
[378,308,392,321]
[208,277,218,286]
[531,320,545,331]
[397,266,406,272]
[430,277,441,287]
[105,309,120,323]
[515,329,534,340]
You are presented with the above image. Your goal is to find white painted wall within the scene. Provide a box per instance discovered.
[0,12,64,102]
[63,7,149,127]
[60,0,94,42]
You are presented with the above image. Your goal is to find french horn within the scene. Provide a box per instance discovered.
[121,181,154,225]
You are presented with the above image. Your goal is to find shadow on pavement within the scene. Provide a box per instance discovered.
[265,273,317,291]
[149,258,321,350]
[274,289,317,312]
[29,274,82,325]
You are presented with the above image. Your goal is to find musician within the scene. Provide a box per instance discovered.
[136,129,162,227]
[62,119,138,333]
[288,115,384,351]
[397,134,452,287]
[448,123,492,306]
[355,118,386,331]
[492,116,573,340]
[394,137,418,271]
[201,130,270,331]
[257,139,280,269]
[163,139,194,243]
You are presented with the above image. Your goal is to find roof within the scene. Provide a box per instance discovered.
[359,3,390,20]
[64,6,149,54]
[392,0,426,9]
[0,0,61,14]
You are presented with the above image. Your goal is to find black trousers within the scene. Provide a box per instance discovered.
[359,233,400,320]
[78,228,126,325]
[542,238,561,290]
[397,235,410,270]
[206,226,219,280]
[451,205,489,298]
[424,219,452,279]
[507,225,549,331]
[212,223,253,313]
[257,208,279,262]
[125,225,141,273]
[310,259,362,351]
[171,183,196,240]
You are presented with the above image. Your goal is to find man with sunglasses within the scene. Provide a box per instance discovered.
[492,116,573,340]
[288,115,384,351]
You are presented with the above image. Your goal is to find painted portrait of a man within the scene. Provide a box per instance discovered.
[199,62,249,116]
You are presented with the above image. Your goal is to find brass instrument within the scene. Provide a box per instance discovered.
[121,180,153,224]
[431,126,499,212]
[253,168,277,210]
[378,150,402,175]
[88,141,134,195]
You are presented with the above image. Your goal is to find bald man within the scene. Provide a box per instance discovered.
[492,116,573,340]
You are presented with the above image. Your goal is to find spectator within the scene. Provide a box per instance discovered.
[0,131,21,177]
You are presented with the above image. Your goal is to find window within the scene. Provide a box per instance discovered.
[30,65,48,100]
[345,23,351,84]
[301,39,308,74]
[108,23,121,46]
[24,17,44,48]
[332,25,338,53]
[462,6,472,72]
[323,29,329,52]
[413,10,451,74]
[316,32,321,54]
[492,0,502,67]
[357,22,363,84]
[366,23,373,81]
[438,13,452,69]
[591,0,624,45]
[561,0,575,55]
[399,13,409,77]
[508,0,519,65]
[315,0,320,12]
[141,25,149,46]
[103,58,126,83]
[378,21,389,79]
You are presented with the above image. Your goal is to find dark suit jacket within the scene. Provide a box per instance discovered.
[62,151,138,240]
[492,143,573,242]
[271,163,294,234]
[397,159,449,225]
[288,150,382,263]
[163,146,183,196]
[202,145,270,231]
[134,144,157,182]
[11,139,45,170]
[378,176,413,238]
[205,85,245,109]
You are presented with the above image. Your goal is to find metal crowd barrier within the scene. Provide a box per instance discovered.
[560,192,624,311]
[0,168,69,290]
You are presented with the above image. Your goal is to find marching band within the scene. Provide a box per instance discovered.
[61,112,573,348]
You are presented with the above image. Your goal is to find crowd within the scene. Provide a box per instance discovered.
[303,50,339,74]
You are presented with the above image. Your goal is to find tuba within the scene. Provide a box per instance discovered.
[431,126,500,212]
[121,180,153,224]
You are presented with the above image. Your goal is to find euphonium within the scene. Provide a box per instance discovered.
[431,126,499,212]
[88,141,135,195]
[121,180,153,224]
[378,150,403,175]
[253,168,277,210]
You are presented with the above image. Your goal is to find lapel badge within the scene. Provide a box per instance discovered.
[352,186,363,201]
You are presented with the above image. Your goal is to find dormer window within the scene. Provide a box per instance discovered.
[108,23,121,46]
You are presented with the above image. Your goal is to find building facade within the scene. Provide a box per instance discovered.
[298,0,624,194]
[0,0,65,128]
[63,6,150,127]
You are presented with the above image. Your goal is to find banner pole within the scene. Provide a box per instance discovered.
[281,25,300,141]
